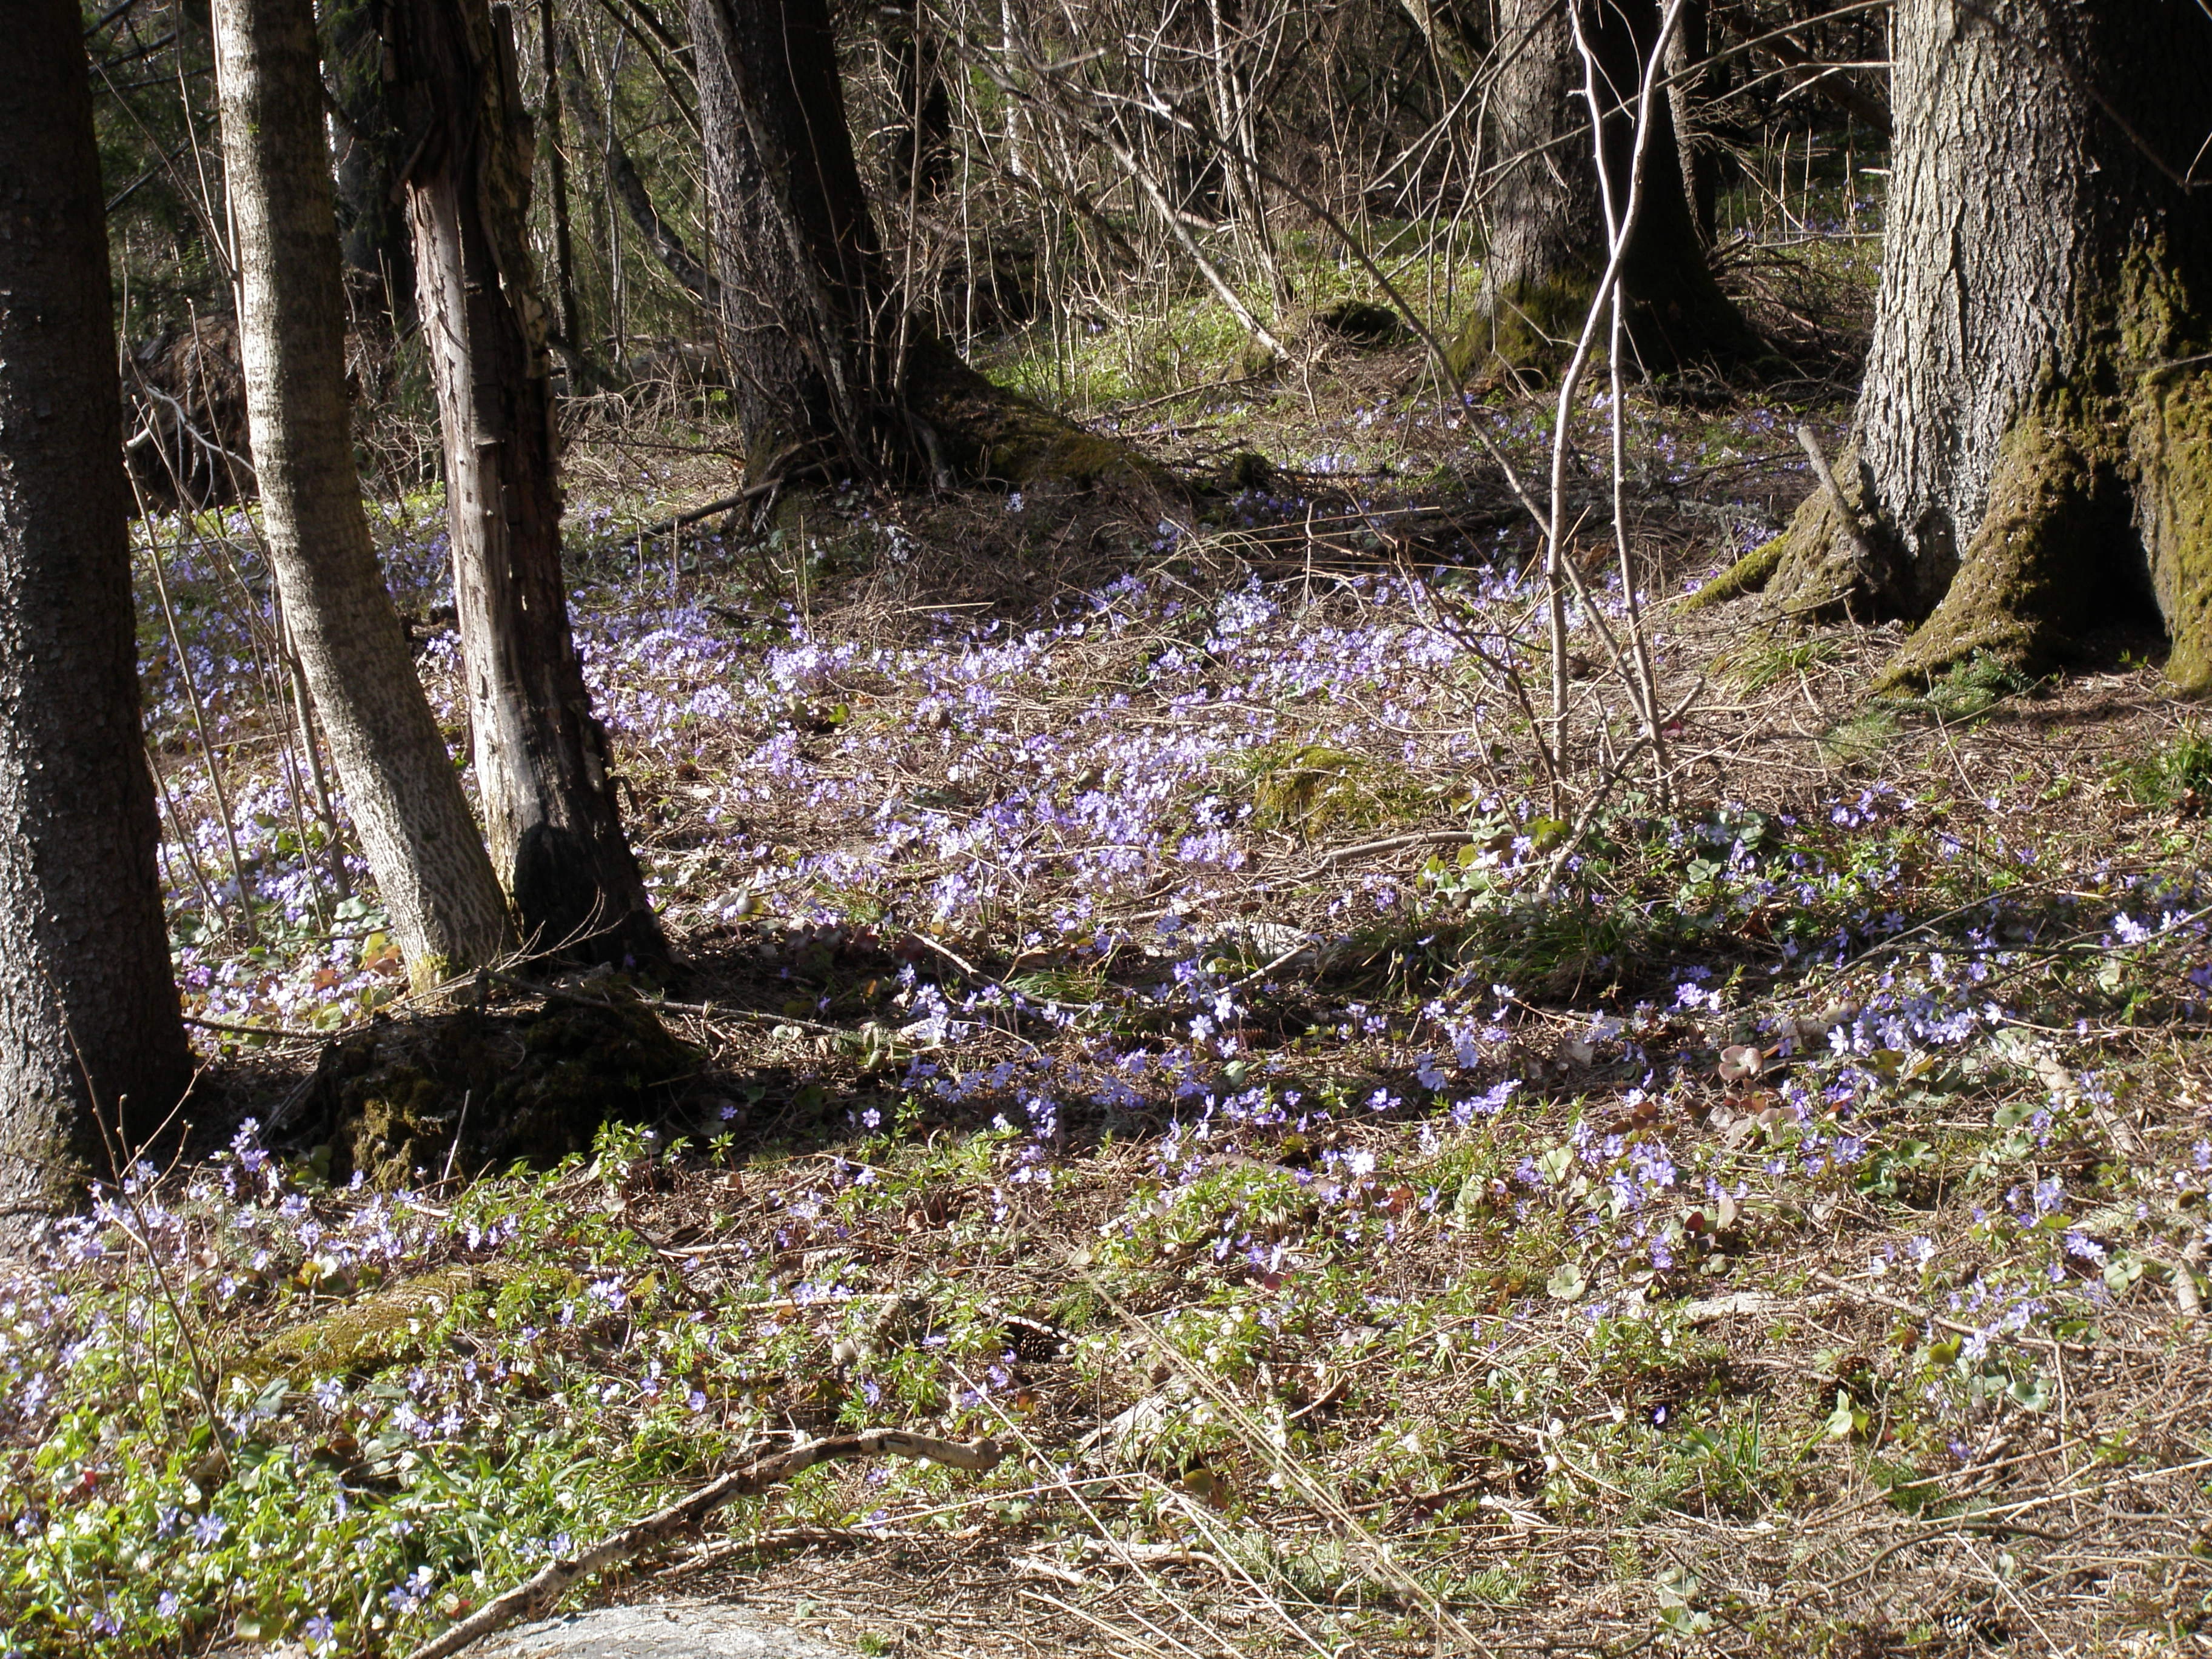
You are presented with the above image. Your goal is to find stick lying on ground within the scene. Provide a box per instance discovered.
[403,1430,1005,1659]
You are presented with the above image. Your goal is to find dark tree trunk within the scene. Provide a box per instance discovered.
[1741,1,2212,690]
[1664,0,1717,247]
[882,0,954,201]
[388,0,669,970]
[212,0,517,989]
[324,0,418,325]
[0,0,193,1221]
[1453,0,1767,381]
[688,0,897,474]
[687,0,1169,492]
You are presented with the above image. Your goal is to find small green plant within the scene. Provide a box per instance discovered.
[2116,722,2212,808]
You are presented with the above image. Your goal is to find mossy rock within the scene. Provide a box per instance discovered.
[1317,299,1403,348]
[303,988,699,1188]
[240,1262,509,1382]
[1243,743,1429,838]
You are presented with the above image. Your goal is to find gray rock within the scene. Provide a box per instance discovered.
[481,1602,851,1658]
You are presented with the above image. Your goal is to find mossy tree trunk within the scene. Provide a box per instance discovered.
[1453,0,1766,383]
[686,0,1173,492]
[1740,0,2212,691]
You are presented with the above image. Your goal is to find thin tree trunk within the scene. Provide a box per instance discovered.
[1455,0,1766,380]
[211,0,517,992]
[538,0,585,354]
[389,0,669,970]
[557,25,720,308]
[1739,1,2212,691]
[0,0,193,1221]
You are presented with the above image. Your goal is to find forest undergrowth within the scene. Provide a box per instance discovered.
[12,220,2212,1657]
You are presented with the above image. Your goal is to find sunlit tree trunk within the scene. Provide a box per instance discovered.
[0,0,193,1224]
[388,0,669,969]
[212,0,517,992]
[1741,0,2212,691]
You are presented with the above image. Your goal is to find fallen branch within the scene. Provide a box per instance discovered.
[403,1430,1004,1659]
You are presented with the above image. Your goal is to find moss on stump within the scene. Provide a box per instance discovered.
[303,987,698,1188]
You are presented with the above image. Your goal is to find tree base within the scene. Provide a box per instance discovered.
[905,343,1179,495]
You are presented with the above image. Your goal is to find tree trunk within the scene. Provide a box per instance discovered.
[1453,0,1767,381]
[324,0,418,325]
[389,0,669,970]
[0,0,193,1221]
[1663,0,1717,247]
[1734,1,2212,691]
[688,0,896,475]
[212,0,517,993]
[687,0,1175,492]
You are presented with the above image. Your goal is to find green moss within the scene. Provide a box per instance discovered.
[2133,362,2212,692]
[1757,445,1888,622]
[1243,743,1428,837]
[1876,421,2113,689]
[1683,534,1786,610]
[1446,272,1598,385]
[240,1263,506,1382]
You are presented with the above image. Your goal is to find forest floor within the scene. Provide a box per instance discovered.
[13,227,2212,1658]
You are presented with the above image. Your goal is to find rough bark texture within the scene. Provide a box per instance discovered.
[325,0,418,323]
[389,0,668,969]
[687,0,1169,493]
[1735,1,2212,690]
[688,0,890,472]
[0,1,193,1220]
[212,0,517,991]
[1453,0,1768,382]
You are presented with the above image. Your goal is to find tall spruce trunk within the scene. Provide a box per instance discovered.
[1744,1,2212,689]
[0,0,193,1222]
[212,0,516,992]
[389,0,668,968]
[1454,0,1765,380]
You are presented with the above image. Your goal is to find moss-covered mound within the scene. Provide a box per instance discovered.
[302,989,699,1188]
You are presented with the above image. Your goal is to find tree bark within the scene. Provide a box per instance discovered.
[687,0,1174,493]
[1735,1,2212,690]
[0,0,193,1221]
[324,0,419,324]
[212,0,517,992]
[1454,0,1768,381]
[389,0,669,970]
[688,0,896,474]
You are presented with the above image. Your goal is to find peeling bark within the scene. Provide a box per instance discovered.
[389,0,668,968]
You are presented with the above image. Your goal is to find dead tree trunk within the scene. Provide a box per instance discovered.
[1453,0,1767,381]
[0,0,193,1221]
[389,0,669,969]
[212,0,517,991]
[1731,0,2212,690]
